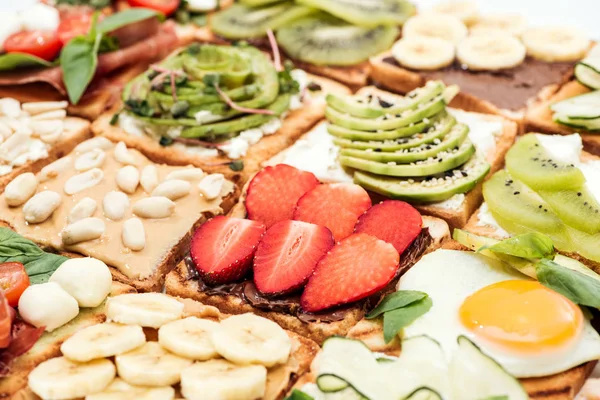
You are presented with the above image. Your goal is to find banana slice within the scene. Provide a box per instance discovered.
[86,378,175,400]
[522,26,590,62]
[403,14,468,45]
[116,342,192,387]
[61,322,146,362]
[211,313,292,367]
[470,14,528,37]
[457,33,526,71]
[158,317,219,361]
[392,37,455,71]
[105,293,184,328]
[180,359,267,400]
[29,357,115,400]
[429,1,479,26]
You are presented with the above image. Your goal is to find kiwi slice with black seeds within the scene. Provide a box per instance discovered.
[297,0,415,27]
[276,13,398,66]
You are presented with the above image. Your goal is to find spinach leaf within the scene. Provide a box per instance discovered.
[0,53,54,71]
[383,297,432,343]
[284,390,314,400]
[97,8,161,34]
[56,0,111,9]
[536,259,600,308]
[0,228,67,284]
[365,290,427,319]
[60,33,102,104]
[480,232,555,260]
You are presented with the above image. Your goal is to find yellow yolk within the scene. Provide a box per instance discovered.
[459,280,583,353]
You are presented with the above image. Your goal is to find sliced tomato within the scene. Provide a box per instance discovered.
[0,262,30,308]
[127,0,180,16]
[4,31,62,62]
[0,292,11,349]
[57,12,94,45]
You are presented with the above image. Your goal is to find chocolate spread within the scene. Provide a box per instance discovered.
[185,228,433,323]
[383,56,574,111]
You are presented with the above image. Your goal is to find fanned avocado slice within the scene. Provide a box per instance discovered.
[353,156,490,203]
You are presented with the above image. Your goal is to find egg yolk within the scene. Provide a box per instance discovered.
[459,280,583,353]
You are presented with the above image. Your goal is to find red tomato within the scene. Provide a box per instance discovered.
[127,0,180,16]
[4,31,62,62]
[0,262,30,308]
[0,292,11,349]
[57,12,93,45]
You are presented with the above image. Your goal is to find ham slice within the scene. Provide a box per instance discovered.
[0,319,45,378]
[0,20,179,97]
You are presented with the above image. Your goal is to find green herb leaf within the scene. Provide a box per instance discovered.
[97,8,161,34]
[203,73,221,87]
[191,14,208,27]
[125,99,155,117]
[365,290,427,319]
[0,53,54,71]
[284,390,314,400]
[56,0,111,9]
[109,112,120,126]
[160,136,174,146]
[229,160,244,171]
[480,232,555,260]
[383,297,432,343]
[98,35,120,53]
[0,228,67,284]
[60,33,102,104]
[536,259,600,308]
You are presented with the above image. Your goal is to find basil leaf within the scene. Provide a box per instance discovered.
[365,290,427,319]
[480,232,555,260]
[383,297,432,343]
[0,53,54,71]
[536,259,600,308]
[60,33,102,104]
[284,389,314,400]
[97,8,161,34]
[0,228,67,284]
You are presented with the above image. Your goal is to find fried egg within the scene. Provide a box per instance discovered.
[396,249,600,378]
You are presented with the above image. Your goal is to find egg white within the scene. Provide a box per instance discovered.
[396,249,600,378]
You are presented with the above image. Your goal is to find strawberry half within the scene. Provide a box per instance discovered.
[190,216,266,285]
[293,183,371,242]
[246,164,319,229]
[253,220,334,296]
[300,233,400,313]
[354,200,423,254]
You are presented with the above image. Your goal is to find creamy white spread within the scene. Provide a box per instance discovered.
[476,202,510,237]
[450,108,503,158]
[186,0,218,12]
[535,133,582,165]
[431,193,465,211]
[579,161,600,203]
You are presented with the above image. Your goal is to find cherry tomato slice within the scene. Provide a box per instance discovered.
[0,262,30,308]
[57,12,93,45]
[127,0,180,16]
[4,30,62,62]
[0,292,11,349]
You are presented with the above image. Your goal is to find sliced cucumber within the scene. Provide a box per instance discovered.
[328,119,434,142]
[550,90,600,119]
[449,336,527,400]
[575,57,600,90]
[553,113,600,131]
[402,387,443,400]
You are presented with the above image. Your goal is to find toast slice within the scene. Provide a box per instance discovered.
[370,51,574,123]
[0,116,91,193]
[525,80,600,156]
[0,138,239,292]
[0,281,136,399]
[92,74,351,185]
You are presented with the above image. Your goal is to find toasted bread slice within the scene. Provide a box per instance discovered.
[7,293,318,400]
[525,80,600,156]
[0,281,136,399]
[92,74,350,185]
[290,61,370,92]
[0,140,240,292]
[0,117,91,193]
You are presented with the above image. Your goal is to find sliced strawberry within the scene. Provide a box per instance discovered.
[246,165,319,229]
[293,183,371,242]
[354,200,423,254]
[253,220,334,296]
[301,233,400,312]
[190,216,266,285]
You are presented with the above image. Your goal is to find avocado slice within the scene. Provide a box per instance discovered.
[340,123,468,163]
[341,139,476,177]
[353,156,490,203]
[327,118,434,141]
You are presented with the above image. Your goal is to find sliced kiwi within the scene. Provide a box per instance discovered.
[353,156,490,203]
[538,188,600,234]
[276,13,398,66]
[566,227,600,263]
[505,134,585,191]
[340,139,475,177]
[210,2,314,39]
[340,123,468,163]
[297,0,415,27]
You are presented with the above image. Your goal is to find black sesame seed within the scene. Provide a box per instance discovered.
[374,148,382,152]
[538,205,542,209]
[378,98,393,108]
[514,191,520,195]
[461,171,468,177]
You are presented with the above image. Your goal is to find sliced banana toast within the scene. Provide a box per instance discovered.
[525,80,600,156]
[0,138,239,292]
